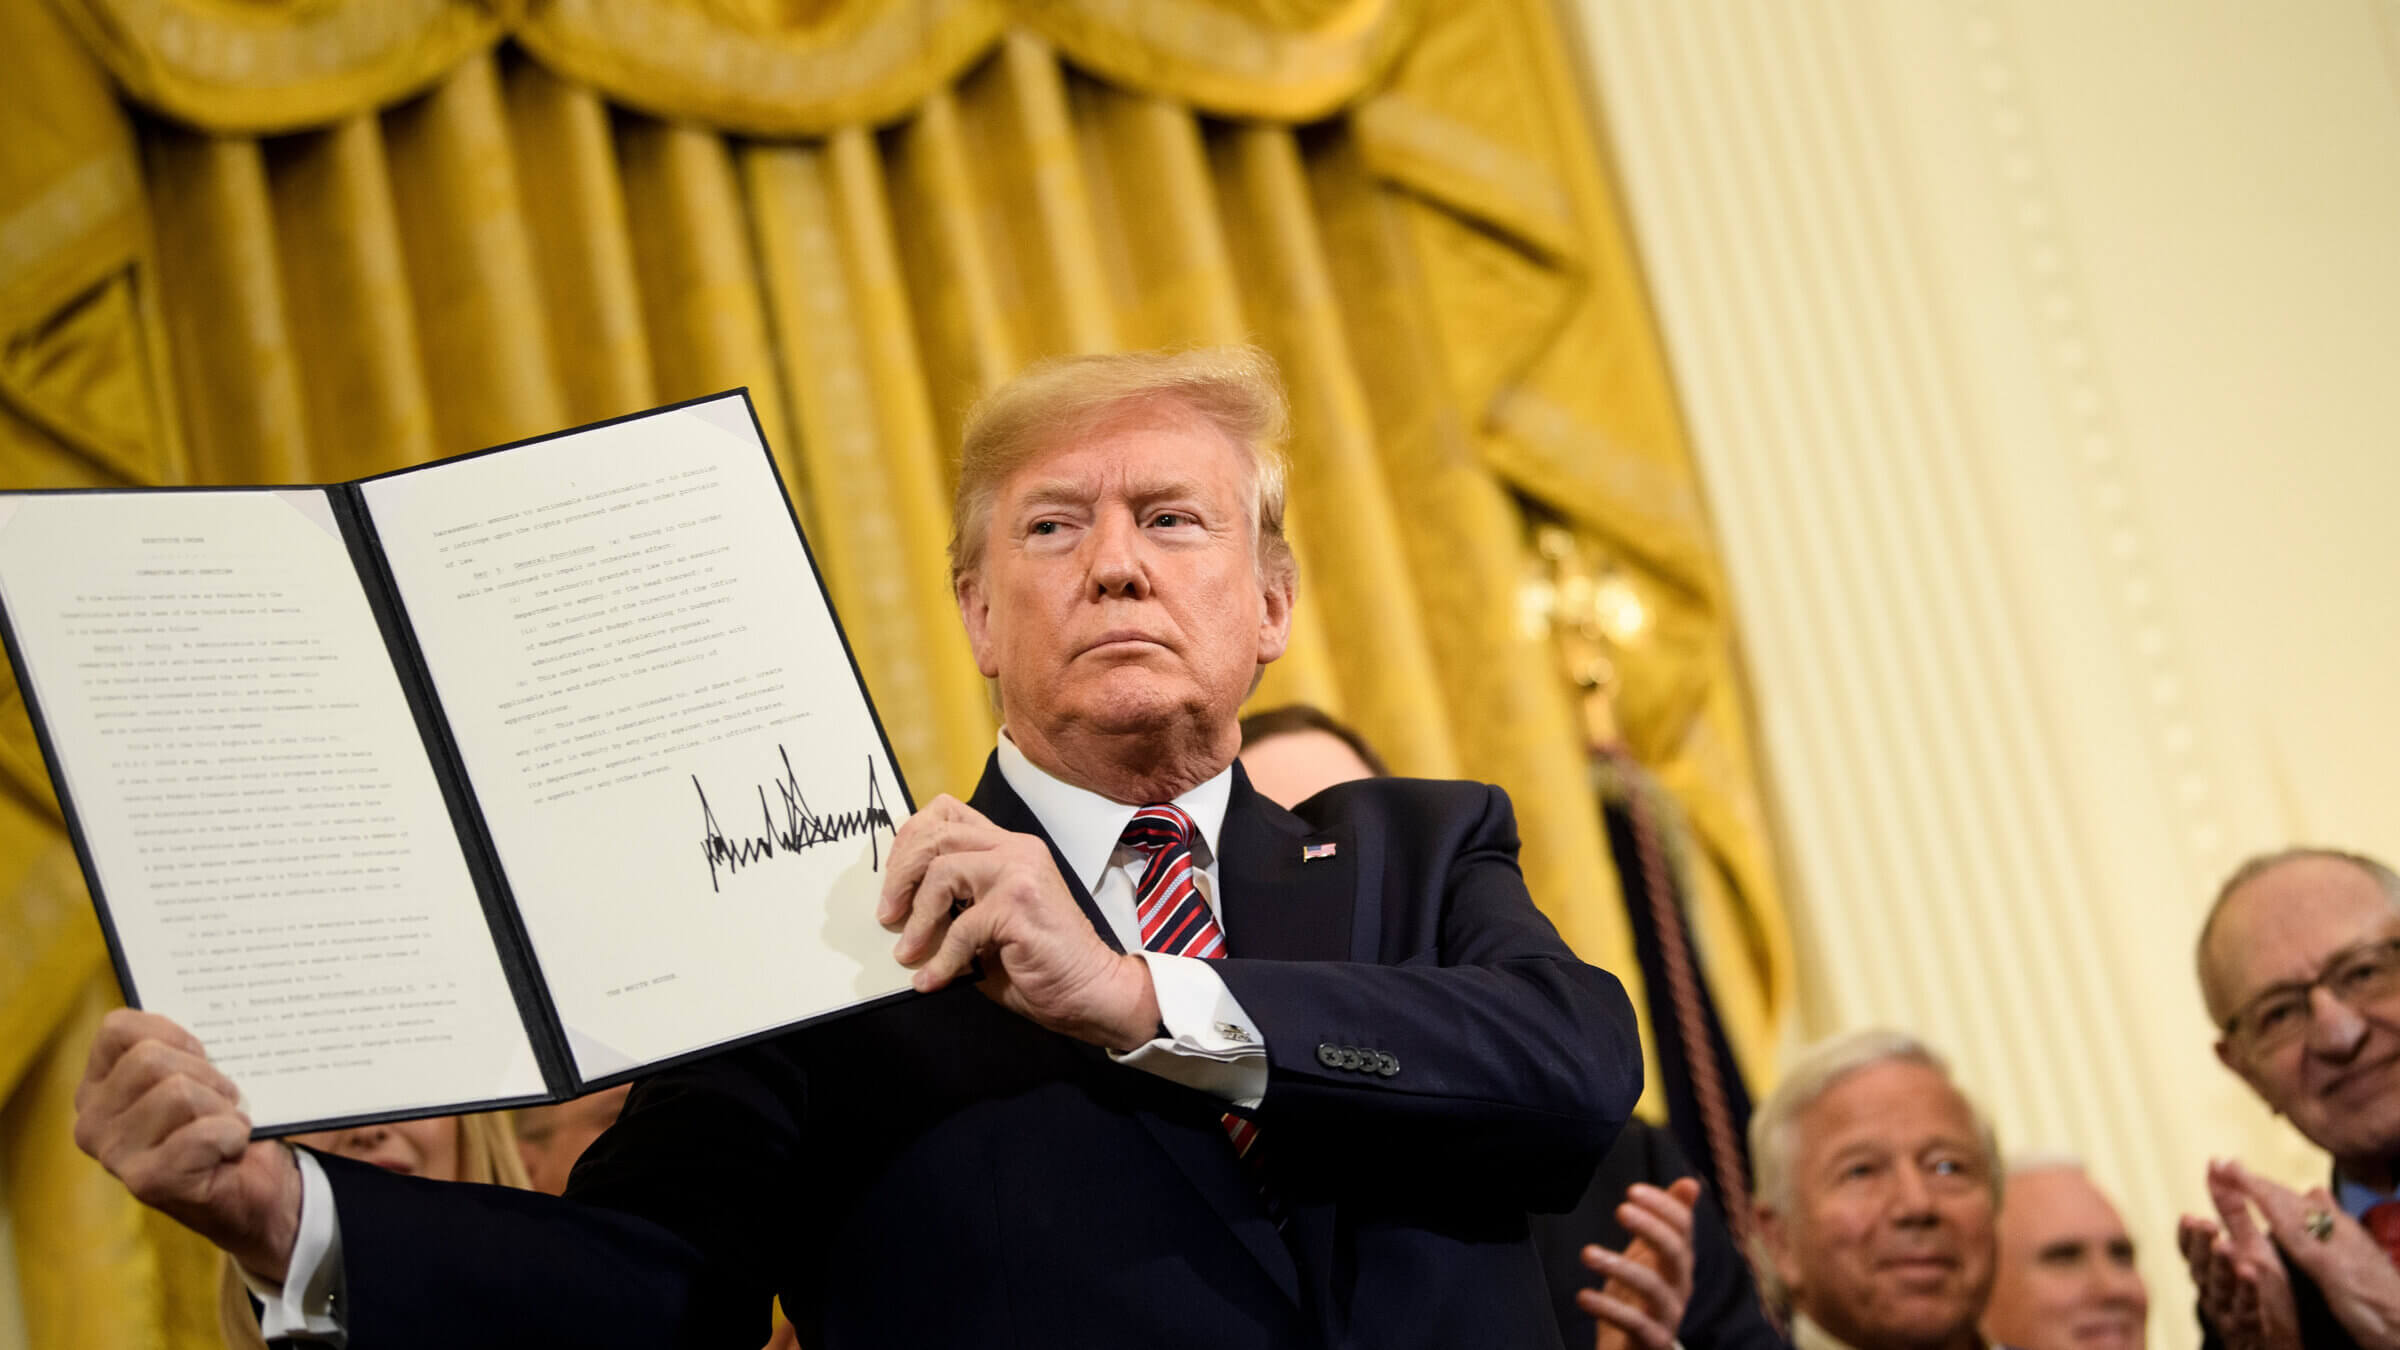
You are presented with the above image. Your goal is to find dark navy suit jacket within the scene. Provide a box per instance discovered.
[313,758,1641,1348]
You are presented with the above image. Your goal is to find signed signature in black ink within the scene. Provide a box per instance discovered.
[694,747,896,893]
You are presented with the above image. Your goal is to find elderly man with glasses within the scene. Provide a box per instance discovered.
[2183,848,2400,1350]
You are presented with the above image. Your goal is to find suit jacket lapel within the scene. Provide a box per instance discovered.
[1216,764,1354,963]
[966,754,1121,953]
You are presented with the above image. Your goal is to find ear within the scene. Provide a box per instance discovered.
[1254,559,1295,667]
[2213,1036,2279,1112]
[956,569,1001,678]
[1753,1203,1803,1298]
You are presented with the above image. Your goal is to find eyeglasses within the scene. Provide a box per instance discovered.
[2222,936,2400,1061]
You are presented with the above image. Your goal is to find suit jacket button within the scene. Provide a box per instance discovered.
[1316,1043,1342,1068]
[1375,1052,1400,1077]
[1340,1046,1365,1071]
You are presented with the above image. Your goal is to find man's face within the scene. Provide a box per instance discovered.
[957,399,1292,763]
[1981,1167,2147,1350]
[1241,729,1376,809]
[1759,1060,1997,1350]
[2205,857,2400,1168]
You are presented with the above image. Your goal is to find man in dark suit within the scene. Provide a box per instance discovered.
[1240,701,1787,1350]
[2183,848,2400,1350]
[72,345,1641,1348]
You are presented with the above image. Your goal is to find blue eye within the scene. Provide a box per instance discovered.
[1031,521,1059,535]
[1152,513,1186,528]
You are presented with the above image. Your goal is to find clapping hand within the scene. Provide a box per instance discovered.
[2214,1158,2400,1350]
[1577,1177,1702,1350]
[2180,1158,2304,1350]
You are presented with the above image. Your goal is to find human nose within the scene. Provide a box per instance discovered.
[2306,985,2370,1059]
[1086,510,1149,600]
[2094,1262,2147,1312]
[1889,1166,1938,1223]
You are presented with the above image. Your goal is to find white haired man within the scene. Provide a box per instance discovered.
[1749,1030,2001,1350]
[72,346,1640,1348]
[1981,1157,2147,1350]
[2183,847,2400,1350]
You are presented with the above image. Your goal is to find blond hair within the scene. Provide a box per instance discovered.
[217,1112,528,1348]
[947,345,1295,590]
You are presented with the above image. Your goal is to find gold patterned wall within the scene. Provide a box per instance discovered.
[0,1,1791,1342]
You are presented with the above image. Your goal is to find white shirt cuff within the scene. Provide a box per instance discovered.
[240,1146,347,1344]
[1111,951,1269,1109]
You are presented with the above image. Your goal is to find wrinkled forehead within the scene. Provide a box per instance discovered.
[1796,1061,1980,1163]
[1998,1168,2125,1241]
[997,404,1257,514]
[2206,858,2400,1007]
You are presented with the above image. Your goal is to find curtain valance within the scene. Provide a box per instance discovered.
[49,0,1421,137]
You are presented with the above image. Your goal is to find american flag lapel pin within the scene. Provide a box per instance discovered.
[1301,841,1338,862]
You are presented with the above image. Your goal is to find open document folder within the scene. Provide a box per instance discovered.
[0,391,917,1135]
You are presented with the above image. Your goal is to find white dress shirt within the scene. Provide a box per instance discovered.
[251,734,1270,1342]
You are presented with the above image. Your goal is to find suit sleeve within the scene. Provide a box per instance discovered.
[1212,782,1642,1213]
[319,1046,815,1350]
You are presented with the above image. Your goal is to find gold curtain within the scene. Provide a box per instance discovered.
[0,1,1792,1344]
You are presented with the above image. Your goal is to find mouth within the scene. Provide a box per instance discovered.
[1080,630,1168,657]
[2067,1315,2144,1346]
[2321,1051,2400,1100]
[1875,1255,1958,1281]
[363,1156,416,1176]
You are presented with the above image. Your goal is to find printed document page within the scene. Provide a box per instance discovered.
[360,397,914,1079]
[0,490,545,1129]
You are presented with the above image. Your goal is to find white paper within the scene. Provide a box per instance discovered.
[0,490,545,1129]
[359,397,914,1077]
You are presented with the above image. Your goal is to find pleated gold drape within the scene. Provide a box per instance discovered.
[0,1,1793,1344]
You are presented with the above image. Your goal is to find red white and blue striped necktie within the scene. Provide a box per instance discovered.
[1118,802,1276,1219]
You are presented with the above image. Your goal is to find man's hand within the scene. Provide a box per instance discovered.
[878,795,1160,1051]
[2181,1158,2302,1350]
[2221,1159,2400,1350]
[72,1009,303,1283]
[1576,1177,1701,1350]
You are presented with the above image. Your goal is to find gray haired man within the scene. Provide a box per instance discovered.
[1750,1030,2002,1350]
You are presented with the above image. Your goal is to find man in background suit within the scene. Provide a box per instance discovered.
[2184,848,2400,1350]
[72,345,1640,1348]
[1240,701,1787,1350]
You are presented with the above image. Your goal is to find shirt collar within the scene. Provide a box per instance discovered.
[2336,1171,2398,1219]
[995,729,1231,897]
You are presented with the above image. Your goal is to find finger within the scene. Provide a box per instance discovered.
[1620,1183,1698,1276]
[1576,1287,1675,1350]
[2177,1216,2211,1278]
[90,1067,241,1174]
[1587,1245,1680,1316]
[76,1037,239,1145]
[896,852,1000,965]
[1621,1181,1700,1239]
[2210,1163,2269,1254]
[915,897,997,993]
[878,799,1011,927]
[879,796,963,926]
[78,1011,207,1110]
[115,1113,254,1221]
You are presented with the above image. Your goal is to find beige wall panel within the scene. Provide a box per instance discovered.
[1573,2,2400,1344]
